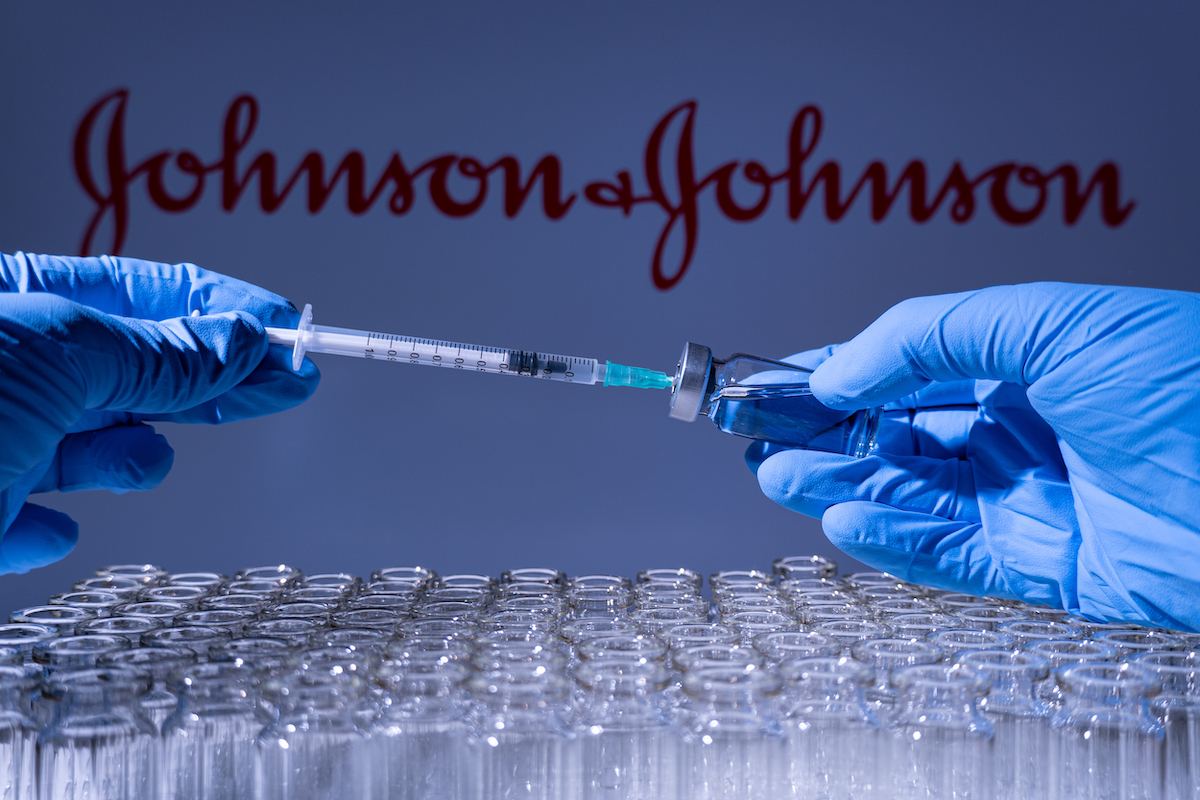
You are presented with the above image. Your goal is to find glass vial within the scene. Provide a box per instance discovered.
[959,649,1054,800]
[885,663,994,800]
[162,662,263,800]
[256,671,377,800]
[778,656,880,800]
[573,659,678,800]
[466,665,575,800]
[1131,650,1200,800]
[375,660,472,800]
[1049,663,1164,800]
[678,665,786,800]
[668,342,879,455]
[37,667,159,800]
[0,665,40,800]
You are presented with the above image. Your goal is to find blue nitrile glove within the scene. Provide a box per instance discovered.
[0,252,320,574]
[746,283,1200,631]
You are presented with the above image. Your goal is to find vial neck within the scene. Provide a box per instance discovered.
[52,686,141,718]
[896,684,982,723]
[981,678,1045,715]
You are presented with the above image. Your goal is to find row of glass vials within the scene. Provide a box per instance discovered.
[0,557,1195,800]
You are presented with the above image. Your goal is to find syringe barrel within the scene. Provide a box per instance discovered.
[265,305,605,384]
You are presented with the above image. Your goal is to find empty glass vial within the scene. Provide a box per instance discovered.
[668,342,880,454]
[752,631,842,665]
[141,624,233,654]
[569,574,633,592]
[234,564,303,586]
[678,665,786,800]
[951,604,1030,631]
[722,611,798,644]
[560,620,642,668]
[32,634,130,672]
[959,649,1054,800]
[37,667,158,800]
[73,576,142,598]
[849,638,944,717]
[0,665,40,800]
[175,609,257,636]
[75,614,164,645]
[812,619,894,652]
[164,572,229,590]
[162,662,263,800]
[313,627,392,656]
[578,634,668,666]
[99,646,196,732]
[372,566,437,588]
[629,608,707,634]
[139,585,208,606]
[47,591,124,614]
[9,606,94,634]
[467,665,575,800]
[95,564,167,585]
[1091,629,1187,659]
[777,656,879,800]
[209,637,296,674]
[995,618,1083,647]
[1025,639,1118,708]
[435,573,498,592]
[0,624,59,663]
[256,671,377,800]
[773,555,839,581]
[885,663,994,800]
[246,618,328,645]
[925,627,1016,659]
[569,587,635,620]
[110,600,190,622]
[573,659,678,800]
[375,660,472,800]
[887,612,965,640]
[1049,663,1165,800]
[1131,650,1200,800]
[636,568,703,590]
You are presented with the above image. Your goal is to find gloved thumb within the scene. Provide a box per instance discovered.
[808,283,1140,411]
[0,503,78,574]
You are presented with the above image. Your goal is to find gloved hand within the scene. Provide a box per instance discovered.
[0,252,320,574]
[746,283,1200,631]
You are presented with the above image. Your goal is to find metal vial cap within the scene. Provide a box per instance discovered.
[669,342,713,422]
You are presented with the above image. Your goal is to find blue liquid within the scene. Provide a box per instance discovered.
[708,385,878,456]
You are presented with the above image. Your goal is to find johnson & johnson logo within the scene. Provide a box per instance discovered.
[74,89,1134,291]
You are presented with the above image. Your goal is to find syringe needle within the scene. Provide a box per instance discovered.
[265,304,673,390]
[598,362,674,389]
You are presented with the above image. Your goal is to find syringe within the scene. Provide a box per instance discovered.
[265,304,674,390]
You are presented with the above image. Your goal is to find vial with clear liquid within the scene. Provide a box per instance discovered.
[668,343,879,455]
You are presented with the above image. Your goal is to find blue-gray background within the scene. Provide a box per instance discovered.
[1,2,1197,612]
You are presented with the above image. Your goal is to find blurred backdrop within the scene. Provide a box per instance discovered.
[1,2,1197,612]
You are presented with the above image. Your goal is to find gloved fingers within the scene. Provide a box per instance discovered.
[745,441,787,472]
[139,346,320,423]
[808,283,1158,411]
[0,293,267,415]
[0,503,79,575]
[877,406,979,461]
[68,410,139,433]
[820,501,1002,597]
[1,252,302,327]
[752,448,978,521]
[882,379,979,412]
[32,424,174,494]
